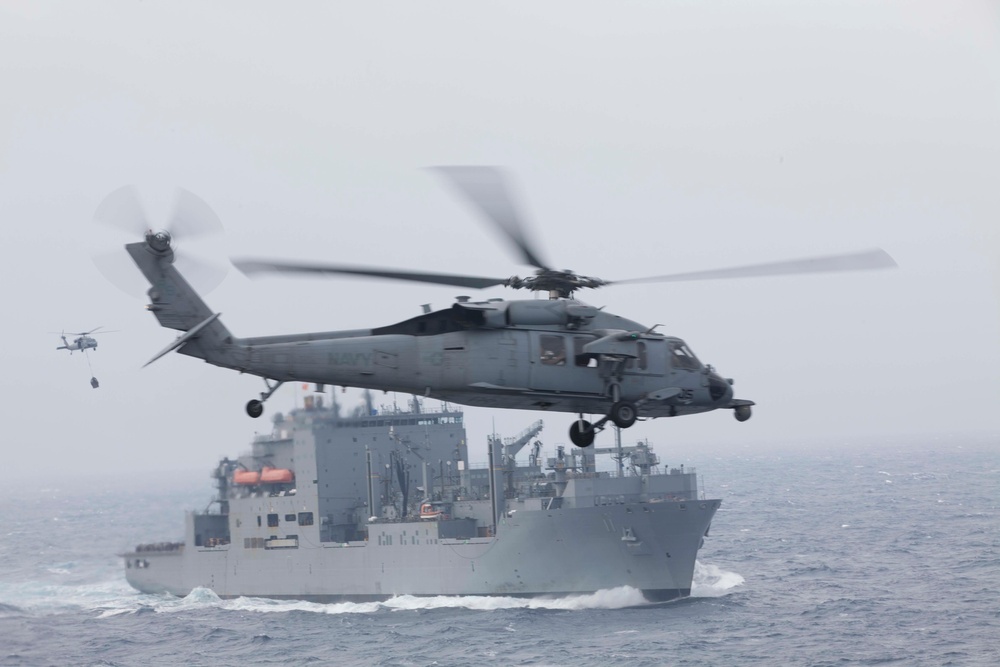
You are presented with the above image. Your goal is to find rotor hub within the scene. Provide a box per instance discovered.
[506,270,608,298]
[145,229,172,253]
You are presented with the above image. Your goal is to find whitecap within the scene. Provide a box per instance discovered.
[691,561,745,598]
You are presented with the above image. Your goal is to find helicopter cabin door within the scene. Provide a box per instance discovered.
[529,332,603,394]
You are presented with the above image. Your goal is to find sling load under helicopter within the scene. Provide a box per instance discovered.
[100,168,896,446]
[53,327,115,388]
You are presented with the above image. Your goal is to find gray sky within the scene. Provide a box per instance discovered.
[3,1,998,478]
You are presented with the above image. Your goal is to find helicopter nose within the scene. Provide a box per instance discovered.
[708,371,731,402]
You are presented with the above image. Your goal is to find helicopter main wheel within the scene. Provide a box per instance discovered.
[246,399,264,419]
[610,401,638,428]
[569,420,595,448]
[734,405,752,422]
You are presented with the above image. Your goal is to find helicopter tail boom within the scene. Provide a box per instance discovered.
[126,241,237,365]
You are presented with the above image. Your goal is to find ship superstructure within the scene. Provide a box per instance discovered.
[124,396,719,602]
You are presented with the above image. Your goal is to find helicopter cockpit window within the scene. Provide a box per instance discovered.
[539,335,566,366]
[670,342,701,370]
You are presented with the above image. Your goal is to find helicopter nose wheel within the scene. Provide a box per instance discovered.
[610,401,638,428]
[569,419,596,448]
[570,402,640,447]
[246,399,264,418]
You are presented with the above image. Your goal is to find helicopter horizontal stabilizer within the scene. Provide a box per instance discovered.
[143,312,222,367]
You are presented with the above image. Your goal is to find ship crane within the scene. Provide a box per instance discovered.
[528,440,542,468]
[489,420,544,468]
[489,419,544,499]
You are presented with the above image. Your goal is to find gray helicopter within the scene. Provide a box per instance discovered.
[106,168,896,447]
[55,327,112,353]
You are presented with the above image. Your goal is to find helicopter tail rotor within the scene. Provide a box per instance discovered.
[91,186,228,297]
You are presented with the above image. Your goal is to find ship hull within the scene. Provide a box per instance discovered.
[124,499,717,602]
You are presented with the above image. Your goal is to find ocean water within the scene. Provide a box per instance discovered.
[1,437,997,667]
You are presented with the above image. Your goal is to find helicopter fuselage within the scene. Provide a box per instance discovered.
[57,335,97,352]
[204,301,737,421]
[127,240,753,447]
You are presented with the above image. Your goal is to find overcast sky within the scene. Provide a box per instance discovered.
[2,1,997,479]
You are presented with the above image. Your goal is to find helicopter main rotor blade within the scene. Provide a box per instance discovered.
[233,259,508,289]
[431,166,551,271]
[50,328,120,335]
[610,248,897,285]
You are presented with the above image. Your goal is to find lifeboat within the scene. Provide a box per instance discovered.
[232,470,260,485]
[419,502,449,520]
[260,467,294,484]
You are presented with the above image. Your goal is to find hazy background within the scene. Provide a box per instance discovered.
[3,1,997,479]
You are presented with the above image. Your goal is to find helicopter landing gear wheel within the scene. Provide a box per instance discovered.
[610,401,638,428]
[245,378,285,419]
[246,399,264,418]
[569,420,595,448]
[734,405,752,422]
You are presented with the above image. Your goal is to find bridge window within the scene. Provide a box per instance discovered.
[298,512,314,526]
[267,513,279,527]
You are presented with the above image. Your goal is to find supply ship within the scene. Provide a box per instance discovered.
[123,395,719,602]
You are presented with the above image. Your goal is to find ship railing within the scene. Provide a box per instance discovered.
[201,537,230,548]
[133,541,184,553]
[372,403,461,416]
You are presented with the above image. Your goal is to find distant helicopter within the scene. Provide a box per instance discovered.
[54,327,113,389]
[102,169,896,447]
[54,327,114,354]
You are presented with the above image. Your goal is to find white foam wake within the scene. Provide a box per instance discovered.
[93,584,653,617]
[690,561,745,598]
[380,585,650,611]
[7,567,741,618]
